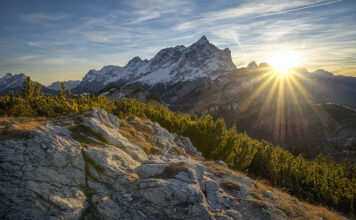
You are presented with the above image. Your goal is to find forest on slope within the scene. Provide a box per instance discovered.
[0,77,355,215]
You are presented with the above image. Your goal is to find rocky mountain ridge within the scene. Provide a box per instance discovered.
[0,73,57,96]
[47,80,81,91]
[0,109,344,219]
[73,36,236,95]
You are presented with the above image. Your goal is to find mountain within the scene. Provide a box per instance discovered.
[164,64,356,161]
[0,73,57,96]
[3,36,355,161]
[0,73,26,95]
[47,80,80,91]
[97,84,164,105]
[73,36,356,161]
[73,36,236,95]
[0,109,344,219]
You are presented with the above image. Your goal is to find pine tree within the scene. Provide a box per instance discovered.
[34,82,42,97]
[59,82,67,100]
[22,76,34,99]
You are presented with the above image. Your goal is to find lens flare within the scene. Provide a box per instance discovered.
[268,50,301,74]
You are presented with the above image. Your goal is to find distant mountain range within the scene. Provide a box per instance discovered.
[1,36,355,161]
[72,36,236,95]
[47,80,80,91]
[0,73,57,96]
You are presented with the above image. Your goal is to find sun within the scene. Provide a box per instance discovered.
[268,50,301,74]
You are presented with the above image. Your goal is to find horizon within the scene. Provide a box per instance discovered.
[0,0,355,85]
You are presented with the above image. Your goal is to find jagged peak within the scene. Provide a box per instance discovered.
[247,61,258,69]
[189,35,210,48]
[127,56,142,66]
[313,69,334,77]
[1,73,26,80]
[100,65,121,72]
[197,35,209,44]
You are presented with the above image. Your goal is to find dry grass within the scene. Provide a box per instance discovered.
[220,179,241,191]
[249,179,344,220]
[170,146,189,156]
[0,117,47,140]
[205,161,233,177]
[302,202,345,220]
[119,118,162,155]
[126,117,153,140]
[126,172,139,183]
[153,162,189,179]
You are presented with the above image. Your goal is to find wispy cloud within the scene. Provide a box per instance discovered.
[27,42,41,47]
[20,12,68,23]
[174,0,343,30]
[0,55,39,66]
[252,0,343,18]
[1,0,355,83]
[128,10,162,24]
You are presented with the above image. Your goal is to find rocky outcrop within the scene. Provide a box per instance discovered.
[0,109,344,219]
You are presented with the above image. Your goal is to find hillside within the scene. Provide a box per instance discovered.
[0,109,345,219]
[0,82,355,217]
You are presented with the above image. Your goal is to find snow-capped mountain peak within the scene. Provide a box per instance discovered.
[194,35,209,46]
[0,73,26,93]
[73,36,237,94]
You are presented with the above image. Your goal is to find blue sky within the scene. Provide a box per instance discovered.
[0,0,355,84]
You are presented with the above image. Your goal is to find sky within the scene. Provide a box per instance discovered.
[0,0,355,85]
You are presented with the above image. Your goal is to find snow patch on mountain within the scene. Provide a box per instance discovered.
[0,73,26,94]
[74,36,236,94]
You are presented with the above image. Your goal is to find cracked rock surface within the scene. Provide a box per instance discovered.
[0,109,344,219]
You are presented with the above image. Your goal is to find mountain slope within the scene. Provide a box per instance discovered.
[0,109,344,219]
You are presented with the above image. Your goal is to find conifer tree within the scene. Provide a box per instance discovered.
[34,82,42,97]
[21,76,34,99]
[59,82,67,100]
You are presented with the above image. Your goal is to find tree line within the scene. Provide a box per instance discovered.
[0,77,355,215]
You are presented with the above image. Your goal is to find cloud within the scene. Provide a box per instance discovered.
[174,0,342,30]
[129,10,162,24]
[20,12,68,23]
[124,0,191,24]
[27,42,41,47]
[0,55,39,66]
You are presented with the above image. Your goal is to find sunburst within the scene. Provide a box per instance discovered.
[267,50,302,74]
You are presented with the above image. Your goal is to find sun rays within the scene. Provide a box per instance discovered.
[268,50,302,74]
[239,67,331,145]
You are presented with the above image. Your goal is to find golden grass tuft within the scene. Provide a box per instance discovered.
[119,118,162,155]
[205,161,233,177]
[153,162,189,179]
[249,179,344,220]
[0,117,47,140]
[170,146,189,156]
[220,179,242,191]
